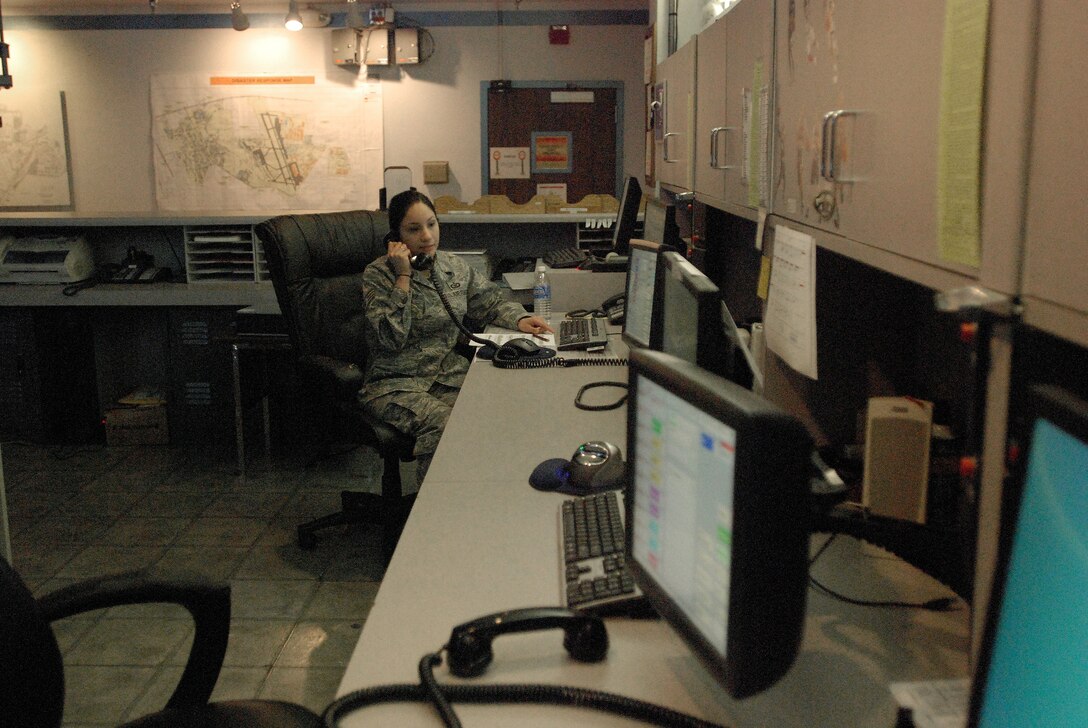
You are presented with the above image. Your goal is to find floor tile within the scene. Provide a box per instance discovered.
[62,665,157,724]
[230,579,320,620]
[3,442,386,721]
[275,620,364,668]
[174,516,268,547]
[302,580,380,621]
[64,617,193,666]
[221,619,295,667]
[259,665,343,715]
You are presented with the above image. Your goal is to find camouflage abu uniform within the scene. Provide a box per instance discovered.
[359,251,530,481]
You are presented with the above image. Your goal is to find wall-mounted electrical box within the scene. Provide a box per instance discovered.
[395,27,419,64]
[423,161,449,184]
[361,26,391,65]
[332,28,360,67]
[333,24,422,67]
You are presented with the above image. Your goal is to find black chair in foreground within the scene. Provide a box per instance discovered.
[256,210,416,560]
[0,558,320,727]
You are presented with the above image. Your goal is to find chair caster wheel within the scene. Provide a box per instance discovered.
[298,530,317,550]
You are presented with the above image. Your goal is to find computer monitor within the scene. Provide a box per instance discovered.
[621,239,669,350]
[624,347,813,699]
[656,251,740,383]
[641,196,681,248]
[967,383,1088,727]
[610,175,642,257]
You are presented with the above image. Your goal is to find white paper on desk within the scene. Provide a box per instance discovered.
[471,332,556,349]
[765,225,818,380]
[889,679,969,728]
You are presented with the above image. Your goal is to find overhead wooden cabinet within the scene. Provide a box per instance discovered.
[1019,2,1088,348]
[694,0,774,220]
[771,1,962,281]
[654,38,697,192]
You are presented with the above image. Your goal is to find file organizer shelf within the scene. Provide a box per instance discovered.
[183,225,268,283]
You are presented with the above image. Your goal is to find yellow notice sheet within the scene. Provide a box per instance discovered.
[936,0,990,268]
[765,225,818,380]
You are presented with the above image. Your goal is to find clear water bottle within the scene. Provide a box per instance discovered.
[533,263,552,324]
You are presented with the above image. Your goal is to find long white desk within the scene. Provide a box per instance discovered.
[336,331,970,727]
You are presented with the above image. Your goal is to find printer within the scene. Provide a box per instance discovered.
[0,235,95,284]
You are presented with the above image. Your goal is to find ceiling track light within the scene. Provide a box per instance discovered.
[284,0,304,31]
[345,0,366,30]
[230,1,250,31]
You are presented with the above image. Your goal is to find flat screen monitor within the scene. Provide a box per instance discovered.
[967,383,1088,727]
[641,197,681,247]
[656,251,736,382]
[622,239,669,350]
[610,176,642,256]
[625,348,813,698]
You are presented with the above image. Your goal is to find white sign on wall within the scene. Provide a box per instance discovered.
[489,147,530,179]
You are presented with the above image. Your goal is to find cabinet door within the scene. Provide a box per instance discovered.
[1020,2,1088,347]
[772,1,950,270]
[694,18,729,207]
[655,38,697,191]
[723,0,774,216]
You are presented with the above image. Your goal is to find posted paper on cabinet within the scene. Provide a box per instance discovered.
[765,225,818,380]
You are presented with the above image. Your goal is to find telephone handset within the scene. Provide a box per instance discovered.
[602,293,626,325]
[410,253,434,271]
[109,247,172,284]
[446,606,608,678]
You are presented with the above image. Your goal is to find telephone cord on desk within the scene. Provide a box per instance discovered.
[494,356,627,370]
[322,646,731,728]
[808,534,961,612]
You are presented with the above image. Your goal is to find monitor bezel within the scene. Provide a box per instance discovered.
[621,238,671,351]
[624,348,813,699]
[610,175,642,257]
[656,251,733,381]
[966,383,1088,726]
[640,196,681,247]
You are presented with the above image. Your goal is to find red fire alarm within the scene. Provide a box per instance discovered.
[549,25,570,45]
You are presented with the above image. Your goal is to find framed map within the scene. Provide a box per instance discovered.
[0,90,73,211]
[151,74,383,211]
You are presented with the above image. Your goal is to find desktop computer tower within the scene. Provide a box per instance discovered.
[166,308,235,450]
[0,308,102,444]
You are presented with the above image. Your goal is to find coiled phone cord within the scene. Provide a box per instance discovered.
[426,257,502,353]
[322,647,730,728]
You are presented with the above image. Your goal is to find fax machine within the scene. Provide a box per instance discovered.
[0,235,95,284]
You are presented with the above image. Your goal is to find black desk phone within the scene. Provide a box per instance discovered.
[602,293,625,325]
[110,247,171,283]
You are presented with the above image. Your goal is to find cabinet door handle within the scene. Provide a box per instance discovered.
[820,109,860,182]
[663,132,681,163]
[709,126,737,169]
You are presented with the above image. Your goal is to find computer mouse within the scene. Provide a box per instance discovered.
[568,441,625,492]
[496,337,541,361]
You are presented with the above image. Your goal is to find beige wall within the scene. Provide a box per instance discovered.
[4,22,645,213]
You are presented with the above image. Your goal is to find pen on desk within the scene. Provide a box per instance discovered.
[531,333,548,341]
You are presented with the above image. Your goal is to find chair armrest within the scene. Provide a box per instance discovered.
[37,570,230,711]
[298,353,364,400]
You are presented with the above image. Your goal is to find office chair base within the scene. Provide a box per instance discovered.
[296,490,416,561]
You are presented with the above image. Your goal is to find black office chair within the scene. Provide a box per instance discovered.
[0,558,320,727]
[256,209,416,560]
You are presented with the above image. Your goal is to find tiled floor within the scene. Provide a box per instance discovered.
[3,440,390,726]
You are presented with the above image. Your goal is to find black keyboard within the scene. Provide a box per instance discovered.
[558,317,608,351]
[559,490,642,614]
[543,247,588,269]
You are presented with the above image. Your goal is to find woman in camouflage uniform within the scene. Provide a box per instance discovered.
[359,190,553,483]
